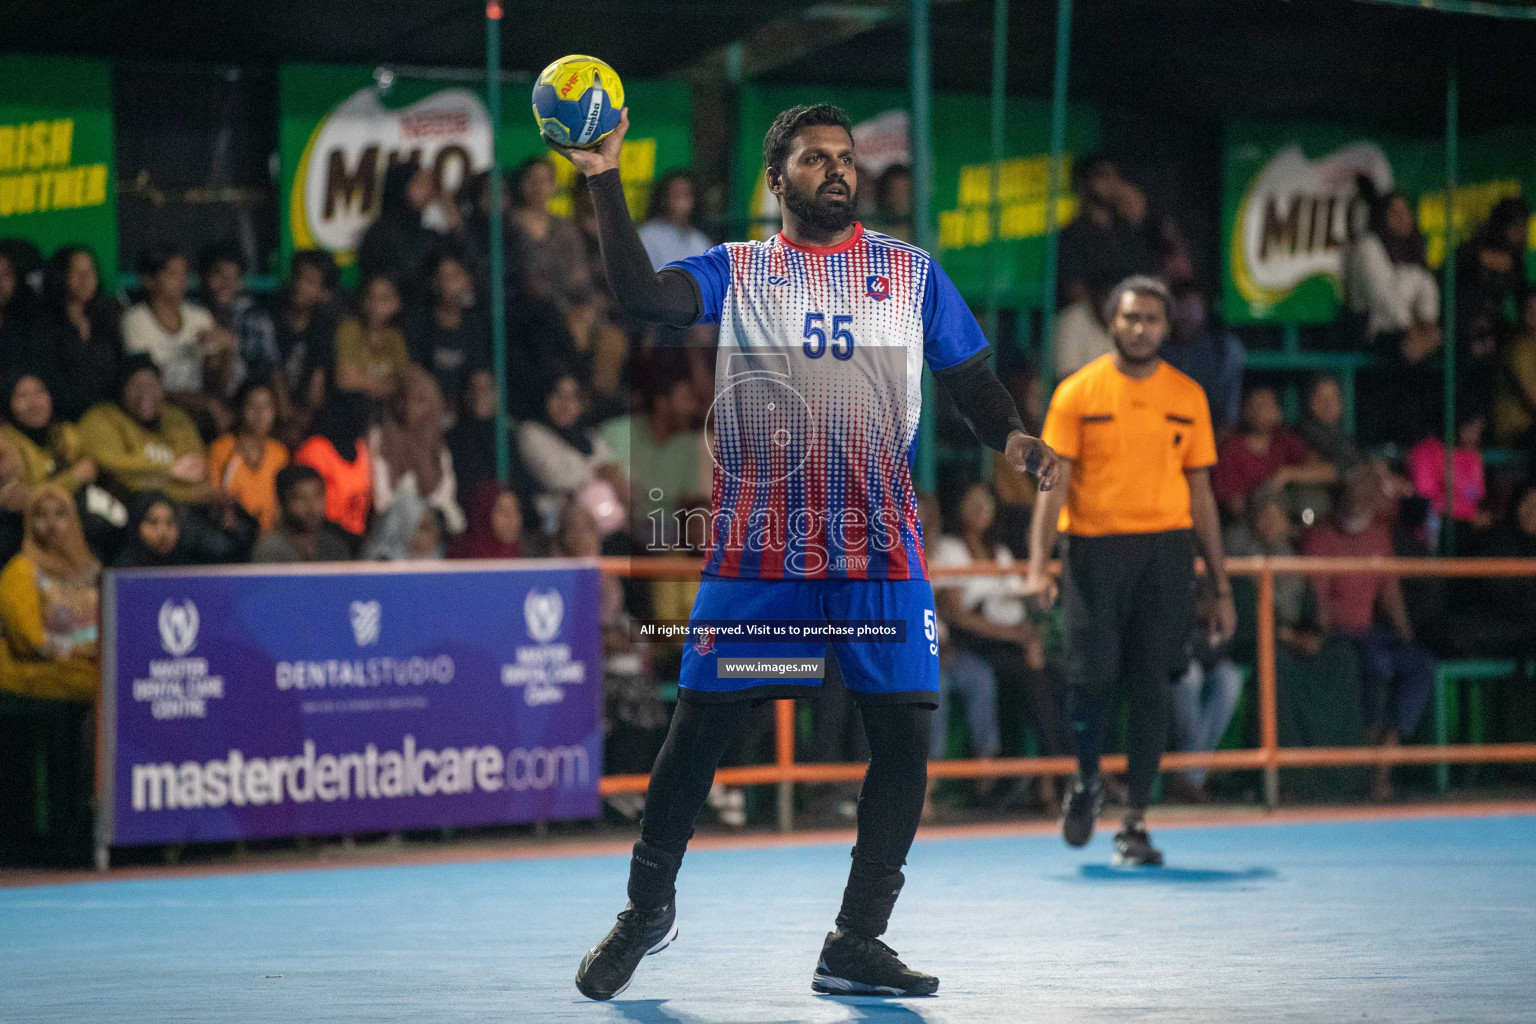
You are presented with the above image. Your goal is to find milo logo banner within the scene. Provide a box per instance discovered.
[0,55,117,287]
[279,63,692,278]
[101,561,603,848]
[735,85,1098,305]
[1223,121,1536,324]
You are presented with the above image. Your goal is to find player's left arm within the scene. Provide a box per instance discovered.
[1184,390,1235,642]
[923,261,1062,491]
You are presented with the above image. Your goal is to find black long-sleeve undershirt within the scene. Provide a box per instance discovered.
[587,168,701,327]
[933,350,1026,454]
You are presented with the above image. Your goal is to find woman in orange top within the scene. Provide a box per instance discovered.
[207,381,289,532]
[293,390,373,538]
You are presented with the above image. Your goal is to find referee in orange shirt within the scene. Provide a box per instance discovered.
[1024,275,1235,866]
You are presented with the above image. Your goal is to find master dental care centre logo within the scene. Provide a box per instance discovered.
[274,597,456,691]
[132,599,225,720]
[500,588,587,706]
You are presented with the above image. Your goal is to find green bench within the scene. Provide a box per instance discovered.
[1432,658,1533,793]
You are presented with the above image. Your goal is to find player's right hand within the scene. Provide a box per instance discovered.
[1022,572,1058,611]
[546,107,629,177]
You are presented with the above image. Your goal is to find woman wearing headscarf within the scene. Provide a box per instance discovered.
[508,156,591,306]
[1,372,98,497]
[294,390,374,539]
[1457,196,1531,367]
[0,484,100,701]
[1343,178,1440,362]
[39,245,123,421]
[370,365,465,535]
[449,480,526,560]
[112,491,191,568]
[518,372,622,534]
[360,478,445,561]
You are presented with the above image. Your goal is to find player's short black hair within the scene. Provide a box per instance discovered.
[1102,274,1173,325]
[275,463,324,505]
[762,104,854,179]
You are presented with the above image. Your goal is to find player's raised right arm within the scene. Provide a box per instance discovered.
[547,109,701,327]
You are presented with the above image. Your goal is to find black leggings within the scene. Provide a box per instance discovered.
[628,698,930,938]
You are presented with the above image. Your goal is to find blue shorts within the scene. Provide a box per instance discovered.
[678,575,940,705]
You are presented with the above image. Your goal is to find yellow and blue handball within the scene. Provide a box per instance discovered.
[532,55,625,149]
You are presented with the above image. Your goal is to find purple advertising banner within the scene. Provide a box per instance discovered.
[102,560,602,847]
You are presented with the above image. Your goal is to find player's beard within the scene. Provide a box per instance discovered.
[781,176,858,234]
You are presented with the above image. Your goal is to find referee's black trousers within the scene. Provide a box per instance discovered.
[626,697,930,939]
[1062,530,1195,811]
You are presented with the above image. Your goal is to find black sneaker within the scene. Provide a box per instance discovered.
[1061,776,1102,848]
[1112,824,1164,867]
[812,929,939,997]
[574,901,678,1001]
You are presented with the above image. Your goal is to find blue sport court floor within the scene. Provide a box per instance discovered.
[3,807,1533,1023]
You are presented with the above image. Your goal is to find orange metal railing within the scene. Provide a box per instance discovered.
[598,555,1536,821]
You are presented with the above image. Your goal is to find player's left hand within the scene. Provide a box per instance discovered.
[1005,431,1063,491]
[1211,591,1238,645]
[545,108,629,177]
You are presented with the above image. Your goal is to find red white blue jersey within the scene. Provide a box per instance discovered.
[665,222,988,581]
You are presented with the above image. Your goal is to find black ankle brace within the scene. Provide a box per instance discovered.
[627,840,683,909]
[834,847,906,939]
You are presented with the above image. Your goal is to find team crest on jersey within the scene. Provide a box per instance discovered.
[693,627,716,656]
[865,275,890,301]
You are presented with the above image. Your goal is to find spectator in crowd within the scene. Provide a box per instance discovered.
[294,390,373,540]
[508,156,590,306]
[199,243,280,399]
[1224,488,1310,644]
[1057,155,1155,310]
[334,272,410,401]
[1161,280,1245,434]
[207,381,289,534]
[873,165,913,242]
[121,244,236,430]
[357,159,453,307]
[988,366,1047,555]
[1170,580,1243,803]
[1407,406,1491,543]
[599,354,701,547]
[361,481,446,561]
[930,482,1065,808]
[1344,178,1441,364]
[39,245,122,421]
[1454,479,1536,657]
[273,250,340,431]
[0,484,99,702]
[78,356,210,506]
[638,170,711,270]
[1294,375,1366,477]
[251,465,351,564]
[1214,385,1336,518]
[0,244,33,365]
[1303,469,1436,800]
[112,492,189,567]
[445,368,532,503]
[1052,289,1113,382]
[1491,294,1536,446]
[1457,196,1530,369]
[520,372,623,534]
[2,373,97,499]
[449,481,526,559]
[406,247,489,419]
[0,431,22,565]
[371,365,465,535]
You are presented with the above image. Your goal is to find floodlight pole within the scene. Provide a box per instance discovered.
[1040,0,1073,392]
[911,0,937,495]
[486,0,511,486]
[1442,42,1459,553]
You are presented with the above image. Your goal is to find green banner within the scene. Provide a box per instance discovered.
[0,54,117,288]
[1222,120,1536,324]
[278,63,692,283]
[735,85,1098,306]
